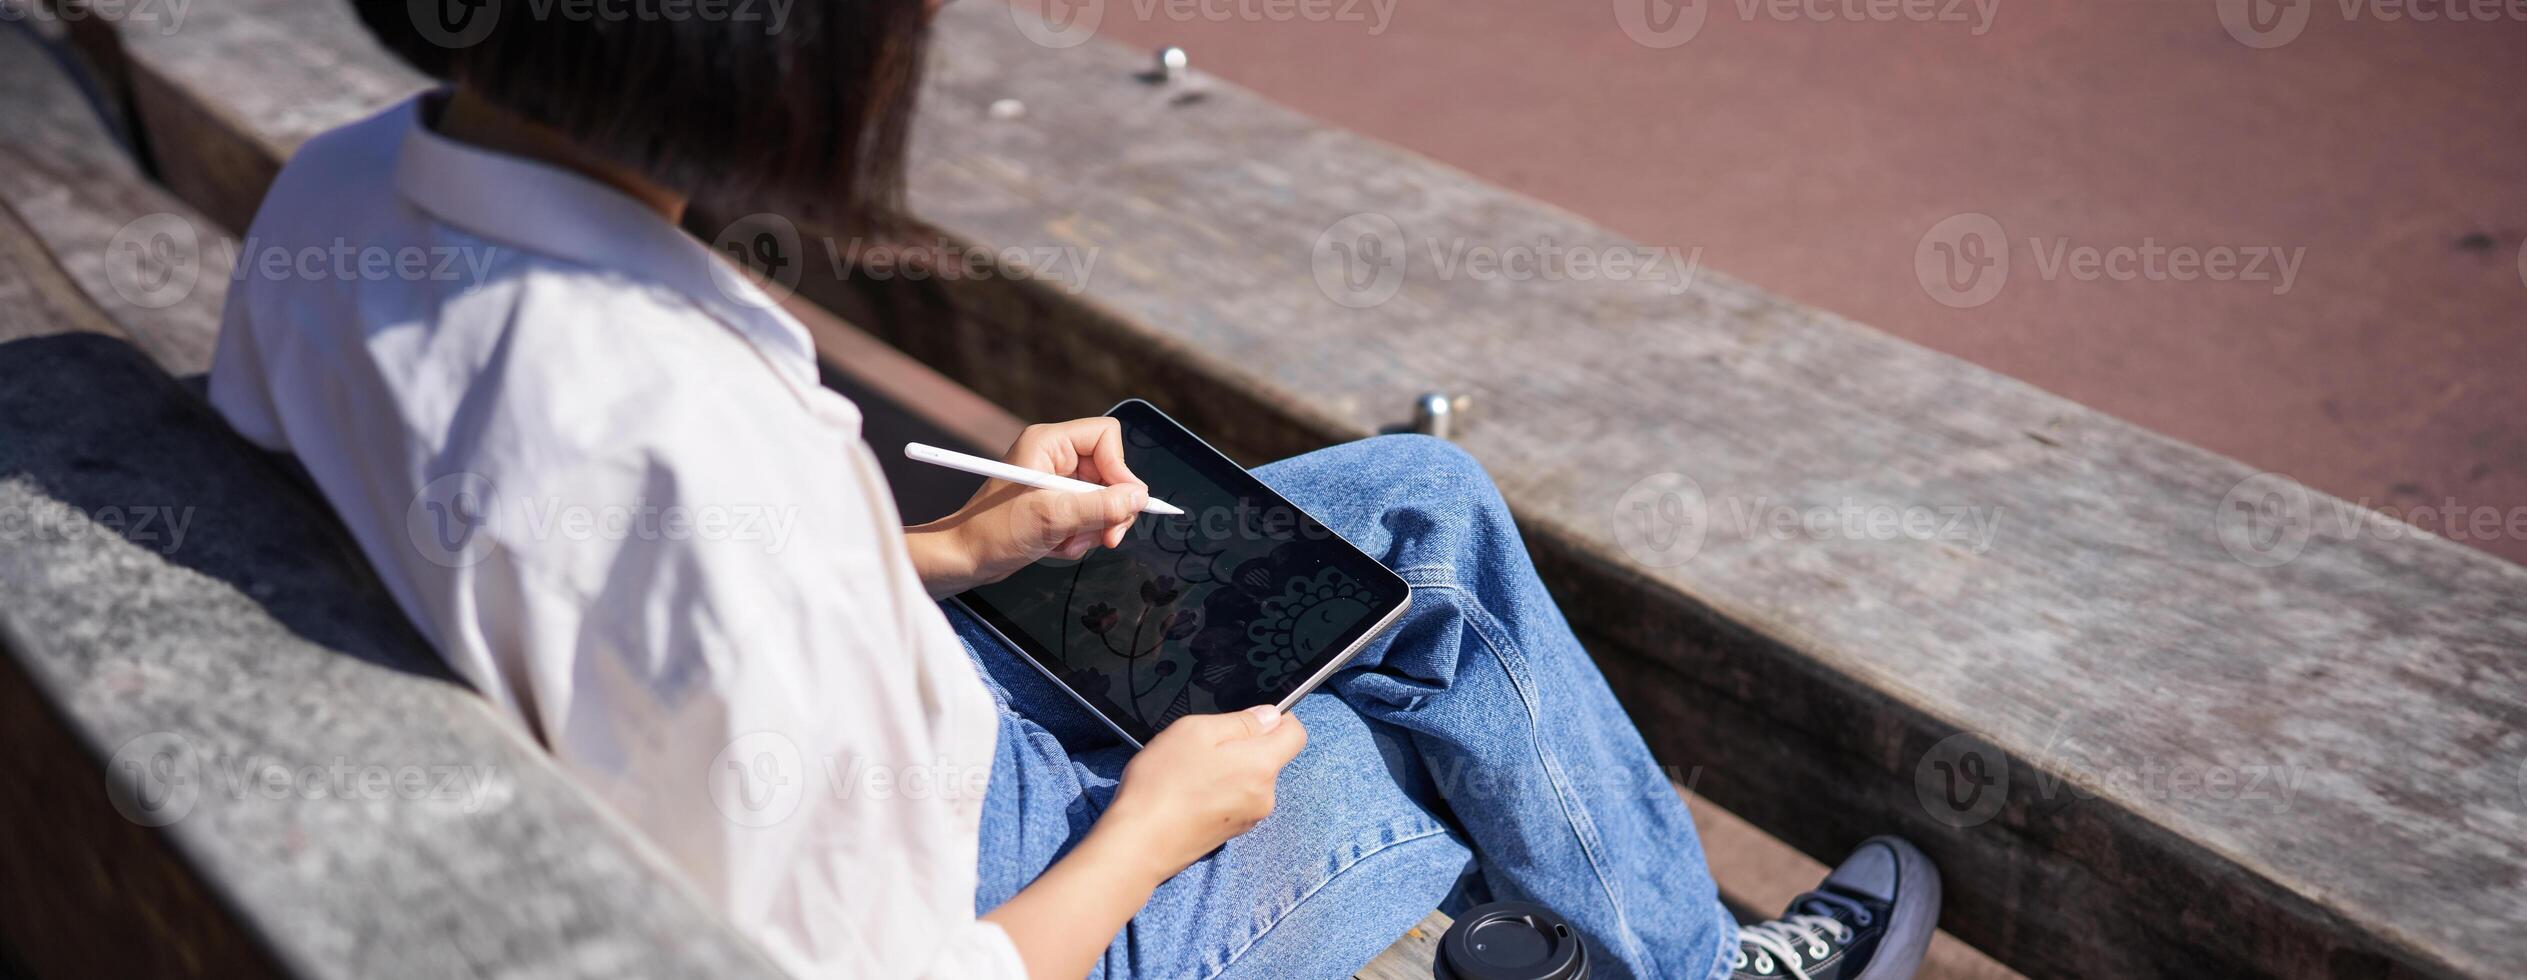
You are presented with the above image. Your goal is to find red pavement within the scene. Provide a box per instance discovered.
[1042,0,2527,565]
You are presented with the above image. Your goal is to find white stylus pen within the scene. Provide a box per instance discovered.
[903,442,1186,516]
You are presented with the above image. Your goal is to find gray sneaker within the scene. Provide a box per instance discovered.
[1728,836,1942,980]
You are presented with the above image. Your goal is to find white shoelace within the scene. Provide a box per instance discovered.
[1733,891,1866,979]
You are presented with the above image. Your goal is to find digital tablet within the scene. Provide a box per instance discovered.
[953,399,1412,746]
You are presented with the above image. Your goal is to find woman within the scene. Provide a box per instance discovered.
[206,1,1940,977]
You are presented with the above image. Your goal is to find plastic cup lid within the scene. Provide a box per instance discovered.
[1434,901,1590,980]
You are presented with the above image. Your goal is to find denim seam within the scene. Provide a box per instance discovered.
[1391,563,1457,581]
[1200,819,1456,980]
[1704,918,1742,980]
[1410,580,1654,974]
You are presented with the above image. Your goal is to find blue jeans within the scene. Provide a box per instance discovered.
[953,435,1737,980]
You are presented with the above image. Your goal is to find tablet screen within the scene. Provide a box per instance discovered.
[957,400,1409,744]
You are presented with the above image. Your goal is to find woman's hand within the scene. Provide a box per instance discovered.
[1098,706,1311,884]
[982,707,1307,980]
[905,418,1149,598]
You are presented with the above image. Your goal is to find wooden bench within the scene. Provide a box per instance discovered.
[46,1,2527,978]
[762,8,2527,979]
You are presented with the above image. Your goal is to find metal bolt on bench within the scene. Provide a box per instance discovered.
[1413,391,1471,440]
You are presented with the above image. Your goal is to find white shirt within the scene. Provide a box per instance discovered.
[209,96,1024,979]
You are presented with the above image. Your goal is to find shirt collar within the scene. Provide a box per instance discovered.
[389,94,826,397]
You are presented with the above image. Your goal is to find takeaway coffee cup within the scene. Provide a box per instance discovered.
[1433,901,1590,980]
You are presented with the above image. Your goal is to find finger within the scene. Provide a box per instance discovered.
[1079,417,1139,489]
[1004,423,1079,477]
[1053,484,1146,539]
[1025,486,1134,549]
[1052,533,1097,560]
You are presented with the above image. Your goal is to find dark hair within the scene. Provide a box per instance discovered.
[352,0,928,227]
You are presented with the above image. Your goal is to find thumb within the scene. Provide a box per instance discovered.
[1228,704,1286,740]
[1188,704,1284,745]
[1247,707,1307,765]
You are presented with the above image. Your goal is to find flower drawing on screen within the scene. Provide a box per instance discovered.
[1245,567,1378,687]
[1074,574,1202,729]
[1143,510,1237,585]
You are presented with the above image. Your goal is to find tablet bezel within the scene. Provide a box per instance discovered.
[950,399,1412,747]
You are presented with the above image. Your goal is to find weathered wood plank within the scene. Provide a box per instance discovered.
[1355,909,1449,980]
[0,181,132,345]
[0,23,221,374]
[0,192,262,978]
[808,7,2527,978]
[0,11,134,177]
[110,0,430,233]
